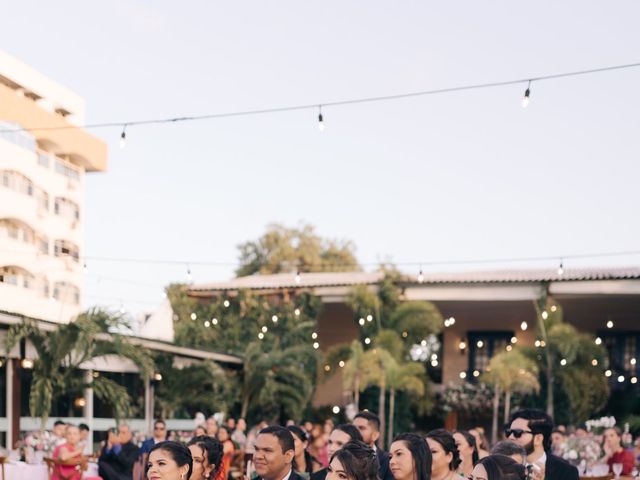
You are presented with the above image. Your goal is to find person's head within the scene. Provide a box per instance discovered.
[575,425,588,438]
[78,423,90,441]
[206,417,218,436]
[471,455,527,480]
[187,435,223,480]
[604,427,623,450]
[237,418,247,432]
[227,418,236,430]
[507,409,553,456]
[286,426,309,458]
[303,422,313,434]
[217,426,231,443]
[469,428,489,451]
[148,441,193,480]
[389,433,432,480]
[327,440,378,480]
[453,430,479,466]
[353,412,381,447]
[324,419,335,434]
[65,424,80,446]
[328,425,363,458]
[254,426,295,480]
[53,420,66,437]
[490,441,527,465]
[550,429,565,450]
[194,426,207,438]
[154,420,168,440]
[118,423,133,444]
[426,429,461,476]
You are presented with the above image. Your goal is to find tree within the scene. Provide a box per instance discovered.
[236,223,360,276]
[385,358,425,446]
[482,349,539,444]
[4,309,154,430]
[532,294,609,422]
[154,355,231,419]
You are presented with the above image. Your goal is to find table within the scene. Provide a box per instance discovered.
[0,461,99,480]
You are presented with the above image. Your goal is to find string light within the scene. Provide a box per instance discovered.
[153,373,163,381]
[317,105,325,132]
[511,336,518,344]
[458,340,467,351]
[272,315,278,323]
[190,313,197,320]
[4,62,638,137]
[339,360,345,368]
[595,337,602,345]
[631,358,637,366]
[262,326,268,333]
[541,311,549,320]
[258,332,264,340]
[606,320,614,329]
[551,305,558,312]
[311,332,318,339]
[632,377,638,384]
[294,308,300,316]
[358,318,365,326]
[560,358,567,366]
[520,321,528,331]
[473,370,480,377]
[506,345,513,352]
[119,125,127,149]
[605,369,612,377]
[294,271,301,284]
[332,406,340,414]
[324,365,331,372]
[204,320,210,328]
[557,259,564,276]
[592,359,598,366]
[212,318,218,325]
[522,80,531,108]
[417,268,424,283]
[313,342,320,349]
[366,315,373,322]
[618,375,625,383]
[364,337,371,345]
[223,300,230,308]
[535,340,541,347]
[459,371,467,379]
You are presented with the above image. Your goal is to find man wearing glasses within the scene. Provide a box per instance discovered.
[506,409,578,480]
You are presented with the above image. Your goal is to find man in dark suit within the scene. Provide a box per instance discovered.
[254,425,305,480]
[98,423,140,480]
[352,411,393,480]
[507,409,578,480]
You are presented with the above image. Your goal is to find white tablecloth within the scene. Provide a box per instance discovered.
[1,461,99,480]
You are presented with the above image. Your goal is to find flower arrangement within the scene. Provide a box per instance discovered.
[441,381,494,414]
[559,436,602,468]
[585,416,616,434]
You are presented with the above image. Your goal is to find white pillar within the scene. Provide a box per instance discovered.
[83,370,94,444]
[6,361,13,449]
[144,379,154,434]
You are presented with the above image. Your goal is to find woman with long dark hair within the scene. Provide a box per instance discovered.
[147,441,193,480]
[326,440,378,480]
[452,431,478,479]
[470,455,526,480]
[389,433,432,480]
[187,435,224,480]
[287,425,323,478]
[425,430,463,480]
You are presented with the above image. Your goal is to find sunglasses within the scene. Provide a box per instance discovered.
[505,428,533,438]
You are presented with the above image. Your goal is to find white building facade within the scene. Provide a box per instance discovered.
[0,49,107,323]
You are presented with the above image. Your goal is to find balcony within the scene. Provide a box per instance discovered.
[0,83,107,172]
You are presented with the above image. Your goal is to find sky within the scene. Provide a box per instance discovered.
[3,1,640,316]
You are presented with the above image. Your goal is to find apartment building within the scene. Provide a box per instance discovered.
[0,49,107,323]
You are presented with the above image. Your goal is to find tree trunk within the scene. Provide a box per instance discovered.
[387,388,395,447]
[491,383,500,445]
[354,375,360,408]
[378,380,386,449]
[504,390,511,425]
[546,362,554,418]
[241,394,250,419]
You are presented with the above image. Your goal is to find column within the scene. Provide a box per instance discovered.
[5,360,13,449]
[83,370,94,446]
[144,378,154,434]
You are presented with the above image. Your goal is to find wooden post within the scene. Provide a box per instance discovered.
[10,359,21,448]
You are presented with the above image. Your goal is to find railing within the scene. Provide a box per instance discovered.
[0,120,36,152]
[54,157,81,181]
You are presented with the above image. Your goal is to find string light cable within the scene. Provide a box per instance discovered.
[0,61,639,136]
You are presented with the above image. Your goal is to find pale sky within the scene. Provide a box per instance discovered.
[3,1,640,315]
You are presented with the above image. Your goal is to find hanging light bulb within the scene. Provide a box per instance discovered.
[119,125,127,149]
[294,271,301,284]
[417,267,424,284]
[557,259,564,276]
[317,105,325,132]
[522,81,531,108]
[186,265,193,283]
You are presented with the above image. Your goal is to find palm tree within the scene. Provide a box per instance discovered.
[482,349,539,444]
[3,309,155,430]
[340,340,367,407]
[385,358,425,446]
[359,348,394,447]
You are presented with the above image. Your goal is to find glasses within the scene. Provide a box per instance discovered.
[505,428,533,438]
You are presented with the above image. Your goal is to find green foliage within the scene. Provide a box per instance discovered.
[374,330,404,361]
[154,354,231,419]
[389,302,443,347]
[235,223,360,276]
[482,349,540,395]
[3,309,154,429]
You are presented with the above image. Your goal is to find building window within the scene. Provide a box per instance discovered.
[53,239,80,262]
[0,120,37,151]
[37,236,49,255]
[53,197,80,222]
[0,266,34,289]
[0,170,35,197]
[467,331,514,380]
[52,281,80,305]
[54,158,81,182]
[37,153,50,168]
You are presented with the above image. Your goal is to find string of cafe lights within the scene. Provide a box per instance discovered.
[0,62,639,142]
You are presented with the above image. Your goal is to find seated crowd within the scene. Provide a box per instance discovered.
[44,408,640,480]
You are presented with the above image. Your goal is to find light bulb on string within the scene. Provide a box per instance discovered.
[521,80,531,108]
[317,105,325,132]
[294,271,301,284]
[557,259,564,276]
[417,267,424,284]
[119,125,127,149]
[186,265,193,283]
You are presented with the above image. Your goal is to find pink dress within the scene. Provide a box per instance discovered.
[52,444,82,480]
